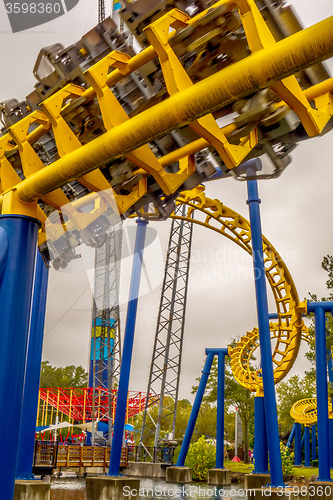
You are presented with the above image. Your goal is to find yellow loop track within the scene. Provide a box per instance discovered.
[171,188,303,392]
[291,398,333,426]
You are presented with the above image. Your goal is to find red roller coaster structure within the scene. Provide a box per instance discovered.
[37,388,159,426]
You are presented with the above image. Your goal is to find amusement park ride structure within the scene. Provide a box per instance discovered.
[0,0,333,497]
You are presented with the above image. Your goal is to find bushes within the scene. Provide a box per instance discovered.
[280,443,294,474]
[185,436,216,481]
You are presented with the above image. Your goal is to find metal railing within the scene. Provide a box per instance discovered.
[33,442,128,474]
[127,445,175,464]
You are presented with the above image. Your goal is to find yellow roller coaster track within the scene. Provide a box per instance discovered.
[291,398,333,426]
[169,187,304,392]
[45,184,303,390]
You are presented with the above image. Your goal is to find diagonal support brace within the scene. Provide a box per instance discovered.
[144,9,258,171]
[235,0,333,137]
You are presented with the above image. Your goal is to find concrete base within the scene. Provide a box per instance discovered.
[166,466,192,483]
[207,469,231,485]
[86,476,140,500]
[86,467,105,474]
[14,480,50,500]
[244,473,270,490]
[122,462,167,478]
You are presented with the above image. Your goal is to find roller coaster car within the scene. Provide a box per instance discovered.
[0,0,332,268]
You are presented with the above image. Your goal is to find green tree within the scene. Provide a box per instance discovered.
[276,375,315,433]
[192,356,254,463]
[194,402,217,442]
[305,255,333,372]
[133,398,218,448]
[185,436,216,481]
[134,398,193,447]
[39,361,88,388]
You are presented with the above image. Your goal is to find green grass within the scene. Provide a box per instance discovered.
[291,466,319,479]
[224,460,254,473]
[224,461,327,480]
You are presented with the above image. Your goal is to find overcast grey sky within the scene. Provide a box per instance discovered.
[0,0,333,401]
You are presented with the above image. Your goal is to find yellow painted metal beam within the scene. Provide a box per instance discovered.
[1,15,333,207]
[159,77,333,167]
[22,0,236,149]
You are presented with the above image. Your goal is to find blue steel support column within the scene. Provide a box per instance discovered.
[246,177,283,487]
[329,419,333,469]
[253,395,269,473]
[16,251,49,479]
[294,423,302,466]
[312,424,316,461]
[177,352,215,466]
[109,219,148,476]
[328,356,333,469]
[286,425,295,449]
[215,349,228,469]
[307,304,331,481]
[304,426,311,467]
[0,215,39,500]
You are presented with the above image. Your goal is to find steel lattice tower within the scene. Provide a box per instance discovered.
[90,225,122,443]
[98,0,106,23]
[139,204,193,453]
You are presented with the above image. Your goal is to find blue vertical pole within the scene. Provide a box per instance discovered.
[246,177,283,487]
[0,215,39,500]
[253,395,269,473]
[286,425,295,449]
[294,423,302,466]
[16,251,49,479]
[109,219,148,476]
[216,351,226,469]
[177,352,214,466]
[312,424,316,462]
[304,426,310,467]
[327,356,333,469]
[329,419,333,469]
[313,306,331,481]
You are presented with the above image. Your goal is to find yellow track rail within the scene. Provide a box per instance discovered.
[170,188,303,392]
[291,398,333,426]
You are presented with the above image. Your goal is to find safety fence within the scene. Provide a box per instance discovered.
[127,446,175,464]
[33,441,128,474]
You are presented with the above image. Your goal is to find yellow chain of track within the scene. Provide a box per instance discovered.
[291,398,333,426]
[171,188,303,392]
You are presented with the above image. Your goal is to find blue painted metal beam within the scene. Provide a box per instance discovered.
[253,396,269,473]
[16,251,49,479]
[0,226,8,282]
[0,215,39,499]
[246,174,283,487]
[329,419,333,470]
[307,302,332,481]
[177,352,215,466]
[294,423,302,466]
[109,219,148,477]
[312,424,316,461]
[304,427,311,467]
[216,350,227,469]
[286,425,295,449]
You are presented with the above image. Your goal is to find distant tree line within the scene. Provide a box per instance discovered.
[39,361,88,388]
